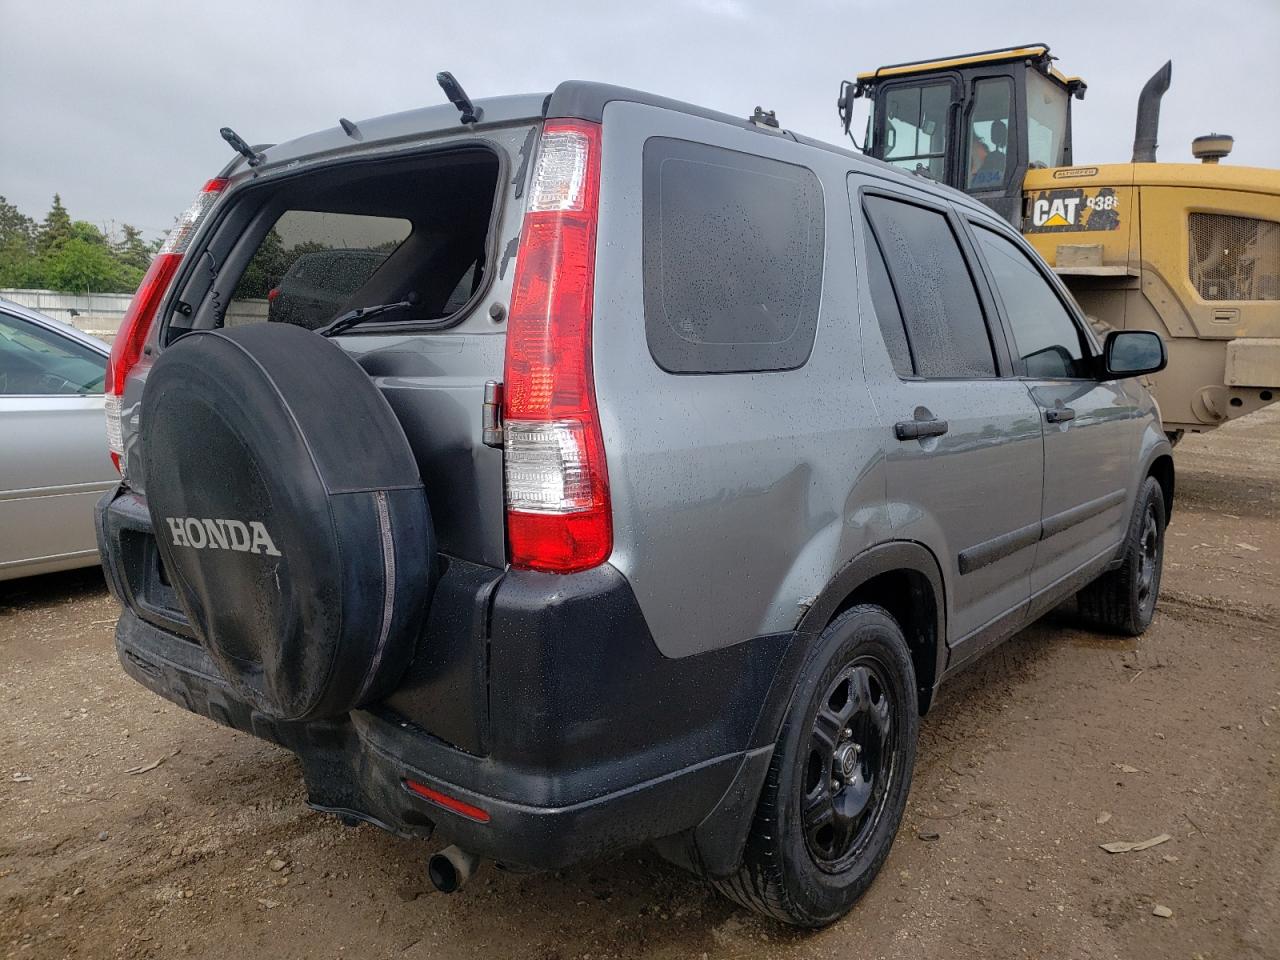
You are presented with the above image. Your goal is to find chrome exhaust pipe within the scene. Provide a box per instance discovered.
[428,845,479,893]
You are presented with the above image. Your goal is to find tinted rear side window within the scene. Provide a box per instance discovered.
[862,222,913,377]
[863,194,995,378]
[643,138,824,373]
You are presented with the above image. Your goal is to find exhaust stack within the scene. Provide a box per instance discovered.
[1132,61,1173,162]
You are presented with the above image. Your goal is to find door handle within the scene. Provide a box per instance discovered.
[895,418,949,441]
[1045,407,1076,424]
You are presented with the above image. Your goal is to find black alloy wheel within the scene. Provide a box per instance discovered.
[712,605,918,927]
[1135,501,1162,621]
[802,658,897,871]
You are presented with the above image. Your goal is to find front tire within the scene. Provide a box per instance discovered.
[1077,476,1167,636]
[713,605,917,927]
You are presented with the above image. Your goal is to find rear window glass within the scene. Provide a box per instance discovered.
[862,194,996,378]
[202,146,501,334]
[230,212,411,330]
[642,138,824,374]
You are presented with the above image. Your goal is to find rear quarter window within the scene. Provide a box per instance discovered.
[642,138,824,374]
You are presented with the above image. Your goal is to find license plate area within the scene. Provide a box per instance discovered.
[103,491,196,642]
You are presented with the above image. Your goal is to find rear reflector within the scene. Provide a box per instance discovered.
[106,177,228,474]
[402,778,491,823]
[502,119,611,573]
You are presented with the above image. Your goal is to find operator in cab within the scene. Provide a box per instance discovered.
[969,119,1007,188]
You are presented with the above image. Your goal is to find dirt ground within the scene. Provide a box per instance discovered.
[3,409,1278,960]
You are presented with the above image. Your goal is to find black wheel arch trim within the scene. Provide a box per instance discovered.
[1142,444,1176,521]
[796,540,947,712]
[671,541,946,879]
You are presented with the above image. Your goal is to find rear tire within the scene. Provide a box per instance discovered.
[712,605,917,927]
[1077,476,1166,636]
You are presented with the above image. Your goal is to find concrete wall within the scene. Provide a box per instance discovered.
[1,288,269,343]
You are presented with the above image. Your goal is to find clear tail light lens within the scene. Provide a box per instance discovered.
[504,420,600,513]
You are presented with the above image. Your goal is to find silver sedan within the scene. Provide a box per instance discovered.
[0,298,117,580]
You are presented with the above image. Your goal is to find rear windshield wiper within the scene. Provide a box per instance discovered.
[317,293,419,338]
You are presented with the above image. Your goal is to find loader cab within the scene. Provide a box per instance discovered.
[841,44,1086,226]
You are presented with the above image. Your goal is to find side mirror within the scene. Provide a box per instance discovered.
[1102,330,1166,379]
[838,80,856,136]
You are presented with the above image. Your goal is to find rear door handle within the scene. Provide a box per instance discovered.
[1045,407,1076,424]
[894,418,949,441]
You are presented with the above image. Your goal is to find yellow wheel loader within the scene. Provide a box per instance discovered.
[839,44,1279,439]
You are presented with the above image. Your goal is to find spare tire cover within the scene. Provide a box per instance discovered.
[141,323,433,721]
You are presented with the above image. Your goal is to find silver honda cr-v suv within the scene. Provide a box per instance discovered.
[97,79,1173,927]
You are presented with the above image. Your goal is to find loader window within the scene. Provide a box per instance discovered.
[966,78,1012,190]
[882,82,953,181]
[1027,71,1069,169]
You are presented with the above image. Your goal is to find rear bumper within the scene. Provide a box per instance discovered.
[99,487,794,873]
[116,610,770,869]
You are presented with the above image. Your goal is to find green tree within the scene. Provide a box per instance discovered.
[42,237,133,293]
[0,243,44,288]
[69,220,109,246]
[0,195,154,293]
[0,195,35,248]
[37,194,73,255]
[113,224,156,274]
[0,196,39,288]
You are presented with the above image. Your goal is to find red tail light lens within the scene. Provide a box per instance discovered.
[106,177,228,473]
[107,254,181,398]
[502,119,611,573]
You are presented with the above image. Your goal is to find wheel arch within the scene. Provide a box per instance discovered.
[797,541,947,715]
[1147,452,1175,522]
[671,541,947,880]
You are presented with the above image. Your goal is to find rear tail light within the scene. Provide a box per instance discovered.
[106,177,228,473]
[502,119,610,573]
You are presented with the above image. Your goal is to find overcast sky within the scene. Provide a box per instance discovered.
[2,0,1276,238]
